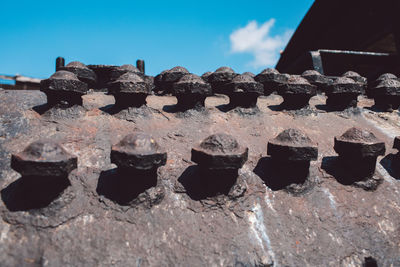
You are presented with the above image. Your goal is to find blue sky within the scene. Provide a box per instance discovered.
[0,0,314,78]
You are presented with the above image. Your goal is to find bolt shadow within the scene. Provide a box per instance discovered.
[267,104,284,111]
[1,176,71,211]
[321,156,368,185]
[96,168,158,205]
[380,153,400,180]
[177,165,238,200]
[253,157,309,190]
[215,103,235,112]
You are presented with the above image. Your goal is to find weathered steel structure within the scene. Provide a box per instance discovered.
[0,58,400,266]
[276,0,400,80]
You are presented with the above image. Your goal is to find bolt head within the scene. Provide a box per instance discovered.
[278,75,316,95]
[255,68,287,84]
[301,70,331,86]
[225,74,264,95]
[342,71,367,85]
[373,79,400,96]
[334,127,385,158]
[11,140,77,177]
[172,74,212,95]
[326,77,364,95]
[111,133,167,170]
[208,67,237,84]
[267,129,318,161]
[60,61,97,86]
[108,73,151,94]
[162,66,190,83]
[40,70,88,94]
[109,64,142,81]
[191,133,248,170]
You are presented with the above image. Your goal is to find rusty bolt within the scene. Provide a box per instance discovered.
[108,72,151,108]
[301,70,332,93]
[268,129,318,162]
[60,61,97,88]
[136,59,145,74]
[11,140,77,178]
[201,71,213,83]
[267,129,318,184]
[55,57,65,71]
[40,70,88,106]
[224,74,264,108]
[242,72,255,77]
[367,73,397,98]
[371,79,400,111]
[208,67,237,94]
[111,133,167,171]
[191,133,248,170]
[277,75,316,109]
[255,68,289,96]
[334,127,385,179]
[172,74,212,111]
[109,64,142,81]
[159,66,190,94]
[325,77,364,110]
[87,64,119,90]
[342,71,367,86]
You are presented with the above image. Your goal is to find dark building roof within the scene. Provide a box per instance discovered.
[276,0,400,79]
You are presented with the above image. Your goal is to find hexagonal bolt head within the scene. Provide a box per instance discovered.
[11,140,77,179]
[155,66,190,94]
[191,133,248,170]
[201,71,213,83]
[325,77,364,110]
[87,64,119,90]
[59,61,97,88]
[109,64,143,82]
[342,71,367,86]
[301,70,332,93]
[334,127,385,178]
[208,67,237,94]
[277,75,316,109]
[367,73,397,98]
[372,79,400,111]
[108,73,152,108]
[111,133,167,171]
[255,68,289,96]
[172,74,212,111]
[267,129,318,184]
[268,129,318,162]
[40,70,88,106]
[224,74,264,108]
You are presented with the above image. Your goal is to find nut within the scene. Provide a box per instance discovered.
[11,140,77,178]
[191,133,248,170]
[111,133,167,170]
[342,71,367,85]
[372,79,400,111]
[87,64,119,90]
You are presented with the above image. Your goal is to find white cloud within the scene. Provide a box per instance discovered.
[229,19,293,68]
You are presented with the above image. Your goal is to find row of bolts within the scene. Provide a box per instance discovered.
[10,127,399,205]
[42,57,400,112]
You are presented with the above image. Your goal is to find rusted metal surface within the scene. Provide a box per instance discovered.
[1,65,400,267]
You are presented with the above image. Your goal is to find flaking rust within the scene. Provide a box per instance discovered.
[1,64,400,266]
